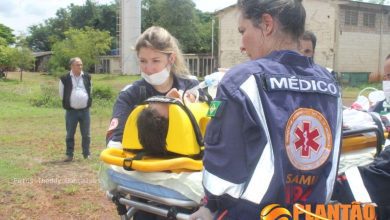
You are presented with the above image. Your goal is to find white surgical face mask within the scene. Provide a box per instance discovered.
[141,67,170,86]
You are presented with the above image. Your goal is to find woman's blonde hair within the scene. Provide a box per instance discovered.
[135,26,190,77]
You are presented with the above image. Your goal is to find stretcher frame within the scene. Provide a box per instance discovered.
[342,126,385,156]
[104,167,199,220]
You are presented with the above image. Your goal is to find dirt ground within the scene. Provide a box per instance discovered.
[1,159,118,219]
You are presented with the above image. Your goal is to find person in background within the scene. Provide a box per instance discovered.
[59,57,92,162]
[299,30,317,58]
[332,54,390,219]
[190,0,342,219]
[370,54,390,114]
[106,26,199,220]
[299,30,338,81]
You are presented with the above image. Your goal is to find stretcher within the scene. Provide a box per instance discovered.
[102,163,201,219]
[100,90,388,219]
[339,87,388,172]
[100,100,208,219]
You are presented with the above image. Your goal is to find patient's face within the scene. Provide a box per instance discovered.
[149,103,169,118]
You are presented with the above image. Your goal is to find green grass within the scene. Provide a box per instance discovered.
[62,184,79,195]
[0,72,139,181]
[0,72,138,217]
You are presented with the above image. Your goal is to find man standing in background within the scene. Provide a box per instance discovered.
[299,30,339,81]
[59,57,92,162]
[299,30,317,58]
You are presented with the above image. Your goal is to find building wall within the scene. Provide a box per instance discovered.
[217,0,338,69]
[110,56,121,73]
[304,0,338,69]
[97,56,121,74]
[34,55,51,72]
[217,6,248,69]
[337,2,390,74]
[216,0,390,76]
[338,32,381,72]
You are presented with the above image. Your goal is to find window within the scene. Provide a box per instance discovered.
[363,12,375,27]
[345,10,358,25]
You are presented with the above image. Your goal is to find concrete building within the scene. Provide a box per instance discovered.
[215,0,390,85]
[96,55,121,74]
[119,0,141,75]
[32,51,53,72]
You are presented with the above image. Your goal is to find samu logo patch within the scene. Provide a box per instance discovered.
[285,108,333,171]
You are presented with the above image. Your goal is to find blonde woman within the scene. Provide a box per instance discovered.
[107,26,198,146]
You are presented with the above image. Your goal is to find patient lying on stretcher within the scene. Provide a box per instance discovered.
[136,88,200,155]
[124,87,212,159]
[99,89,209,203]
[102,87,209,171]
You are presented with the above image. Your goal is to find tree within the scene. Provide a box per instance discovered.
[11,47,35,81]
[141,0,214,53]
[195,11,215,53]
[94,3,118,48]
[68,0,118,48]
[26,0,215,53]
[0,23,15,46]
[49,27,111,74]
[27,0,118,51]
[0,45,14,78]
[0,39,33,81]
[27,24,53,51]
[69,0,99,29]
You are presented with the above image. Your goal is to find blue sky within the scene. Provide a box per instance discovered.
[0,0,236,35]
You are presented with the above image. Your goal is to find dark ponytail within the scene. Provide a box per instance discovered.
[237,0,306,40]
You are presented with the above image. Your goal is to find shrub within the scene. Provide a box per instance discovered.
[30,84,61,108]
[30,83,115,109]
[49,66,67,78]
[92,85,114,100]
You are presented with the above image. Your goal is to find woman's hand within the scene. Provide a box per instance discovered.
[166,88,181,99]
[189,206,214,220]
[166,88,197,103]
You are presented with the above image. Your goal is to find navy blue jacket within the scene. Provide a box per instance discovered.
[202,50,343,219]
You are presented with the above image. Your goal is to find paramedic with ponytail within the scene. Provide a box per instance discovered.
[190,0,342,219]
[106,26,199,148]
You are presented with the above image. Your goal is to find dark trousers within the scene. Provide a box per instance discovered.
[65,108,90,157]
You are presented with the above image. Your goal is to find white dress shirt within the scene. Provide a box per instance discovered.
[59,71,90,109]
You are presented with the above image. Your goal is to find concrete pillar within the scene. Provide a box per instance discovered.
[121,0,141,75]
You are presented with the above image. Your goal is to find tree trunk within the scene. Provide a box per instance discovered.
[20,69,23,82]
